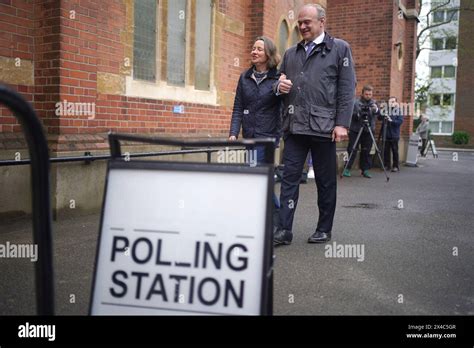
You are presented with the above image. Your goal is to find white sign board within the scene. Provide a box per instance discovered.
[91,161,272,315]
[406,133,419,167]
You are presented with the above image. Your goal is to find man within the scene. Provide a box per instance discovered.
[379,96,403,172]
[273,4,356,245]
[342,85,380,178]
[416,115,430,156]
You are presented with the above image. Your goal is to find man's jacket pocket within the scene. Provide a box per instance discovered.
[309,105,336,134]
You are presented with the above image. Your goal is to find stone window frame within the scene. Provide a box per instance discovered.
[290,24,302,46]
[126,0,217,105]
[277,18,290,58]
[276,17,302,62]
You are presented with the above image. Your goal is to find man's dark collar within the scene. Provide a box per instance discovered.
[297,31,334,51]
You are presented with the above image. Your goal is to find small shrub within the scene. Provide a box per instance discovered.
[452,131,470,145]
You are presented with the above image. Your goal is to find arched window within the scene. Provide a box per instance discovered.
[278,20,289,56]
[290,26,301,46]
[133,0,214,91]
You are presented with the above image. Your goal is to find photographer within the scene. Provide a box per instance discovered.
[379,96,403,172]
[343,85,380,178]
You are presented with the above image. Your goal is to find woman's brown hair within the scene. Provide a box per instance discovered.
[254,36,281,70]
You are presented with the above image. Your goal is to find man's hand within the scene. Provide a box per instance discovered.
[278,73,293,94]
[229,135,237,141]
[332,126,347,142]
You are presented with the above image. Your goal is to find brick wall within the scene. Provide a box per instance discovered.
[327,0,418,139]
[1,0,256,152]
[1,0,417,150]
[34,0,61,138]
[454,0,474,136]
[0,0,421,216]
[327,0,393,99]
[0,0,35,134]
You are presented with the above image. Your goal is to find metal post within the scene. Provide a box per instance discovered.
[0,85,54,315]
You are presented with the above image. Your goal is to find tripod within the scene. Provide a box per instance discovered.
[372,116,388,168]
[341,119,390,182]
[421,133,438,158]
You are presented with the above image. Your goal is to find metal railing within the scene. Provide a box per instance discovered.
[0,83,274,316]
[0,84,54,315]
[0,147,225,167]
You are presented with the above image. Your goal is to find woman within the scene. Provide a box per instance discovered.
[229,36,281,152]
[228,36,281,208]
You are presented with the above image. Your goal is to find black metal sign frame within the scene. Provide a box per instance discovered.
[89,133,276,315]
[0,85,54,315]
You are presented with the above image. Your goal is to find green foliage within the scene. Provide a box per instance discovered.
[413,117,421,130]
[415,79,432,110]
[452,131,470,145]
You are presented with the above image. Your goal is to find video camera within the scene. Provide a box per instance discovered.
[358,103,372,122]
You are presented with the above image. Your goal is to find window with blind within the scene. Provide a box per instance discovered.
[133,0,157,81]
[132,0,214,92]
[167,0,187,86]
[194,0,212,90]
[278,21,289,57]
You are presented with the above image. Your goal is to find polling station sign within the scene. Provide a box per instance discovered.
[90,160,273,315]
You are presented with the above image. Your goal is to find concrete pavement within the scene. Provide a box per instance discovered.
[274,150,474,315]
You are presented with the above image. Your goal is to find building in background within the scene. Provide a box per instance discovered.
[0,0,419,217]
[425,0,460,135]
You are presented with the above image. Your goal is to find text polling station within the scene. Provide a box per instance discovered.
[90,161,273,315]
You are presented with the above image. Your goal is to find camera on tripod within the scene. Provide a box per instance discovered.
[358,104,371,123]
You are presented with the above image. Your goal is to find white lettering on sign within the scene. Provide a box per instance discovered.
[91,167,269,315]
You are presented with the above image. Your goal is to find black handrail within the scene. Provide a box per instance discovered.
[0,142,350,167]
[0,147,229,166]
[109,133,276,165]
[0,85,54,315]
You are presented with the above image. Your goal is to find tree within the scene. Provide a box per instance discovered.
[415,0,464,120]
[414,76,432,112]
[417,0,474,58]
[417,0,459,59]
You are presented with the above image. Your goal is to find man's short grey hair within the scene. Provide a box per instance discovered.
[301,4,326,20]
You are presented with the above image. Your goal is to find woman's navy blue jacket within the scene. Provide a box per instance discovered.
[229,67,282,140]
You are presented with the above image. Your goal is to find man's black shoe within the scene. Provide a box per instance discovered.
[273,228,293,246]
[308,231,331,243]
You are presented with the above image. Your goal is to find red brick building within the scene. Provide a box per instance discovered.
[454,0,474,139]
[0,0,419,216]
